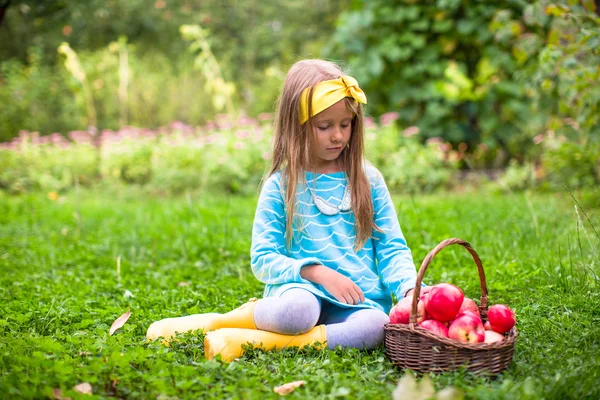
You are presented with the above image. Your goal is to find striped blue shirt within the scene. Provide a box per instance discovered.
[250,165,417,314]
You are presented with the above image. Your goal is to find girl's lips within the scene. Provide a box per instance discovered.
[327,146,342,151]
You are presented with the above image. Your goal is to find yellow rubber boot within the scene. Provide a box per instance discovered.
[204,325,327,362]
[146,298,258,344]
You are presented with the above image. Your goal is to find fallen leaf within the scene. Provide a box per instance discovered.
[51,388,71,400]
[178,281,191,287]
[437,387,465,400]
[392,374,419,400]
[109,309,131,335]
[273,380,306,395]
[73,382,93,394]
[392,373,464,400]
[419,375,435,399]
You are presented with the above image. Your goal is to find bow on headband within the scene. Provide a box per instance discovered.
[299,76,367,124]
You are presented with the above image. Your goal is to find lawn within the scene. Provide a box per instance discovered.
[0,187,598,399]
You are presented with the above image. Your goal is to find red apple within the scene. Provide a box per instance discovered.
[459,297,479,314]
[389,295,412,324]
[484,330,505,343]
[484,321,492,330]
[487,304,516,333]
[425,283,464,322]
[419,319,449,338]
[448,313,485,343]
[390,295,428,324]
[456,310,481,322]
[416,286,432,309]
[416,298,428,323]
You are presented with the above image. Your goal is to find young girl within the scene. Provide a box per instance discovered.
[146,59,418,361]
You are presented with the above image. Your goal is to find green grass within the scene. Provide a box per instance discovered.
[0,187,599,399]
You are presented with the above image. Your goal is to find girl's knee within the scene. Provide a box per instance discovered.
[254,291,321,334]
[276,299,320,334]
[359,310,390,349]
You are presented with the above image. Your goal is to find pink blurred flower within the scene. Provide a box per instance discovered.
[258,112,273,122]
[564,118,579,130]
[439,143,452,152]
[478,143,488,152]
[30,131,40,144]
[533,134,544,144]
[380,112,399,127]
[171,120,193,133]
[69,130,93,144]
[237,115,259,127]
[363,116,376,130]
[458,142,468,153]
[216,114,233,129]
[218,121,233,130]
[426,137,444,145]
[235,130,251,139]
[50,133,67,145]
[234,141,245,150]
[402,126,420,137]
[142,129,157,138]
[205,134,217,144]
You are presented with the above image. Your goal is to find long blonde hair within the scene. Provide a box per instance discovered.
[268,59,376,250]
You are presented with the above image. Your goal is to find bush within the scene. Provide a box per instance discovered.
[0,132,99,194]
[540,139,600,191]
[496,159,537,192]
[365,122,459,193]
[0,120,461,195]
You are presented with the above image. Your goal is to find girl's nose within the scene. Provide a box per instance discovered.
[331,127,343,142]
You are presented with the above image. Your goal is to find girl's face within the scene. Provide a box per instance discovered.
[311,99,353,173]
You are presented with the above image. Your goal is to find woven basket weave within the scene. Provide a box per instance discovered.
[384,238,517,376]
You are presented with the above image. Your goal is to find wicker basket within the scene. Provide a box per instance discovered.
[384,238,517,376]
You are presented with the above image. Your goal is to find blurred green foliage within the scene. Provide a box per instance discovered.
[0,0,346,140]
[327,0,599,168]
[0,122,460,195]
[0,0,598,190]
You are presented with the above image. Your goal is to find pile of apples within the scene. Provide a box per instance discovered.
[389,283,516,343]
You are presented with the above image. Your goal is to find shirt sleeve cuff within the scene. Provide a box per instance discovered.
[293,258,322,284]
[398,278,427,299]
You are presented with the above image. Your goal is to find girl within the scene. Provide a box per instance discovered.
[146,59,418,361]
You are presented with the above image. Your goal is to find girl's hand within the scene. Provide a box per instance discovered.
[301,264,365,305]
[321,273,365,305]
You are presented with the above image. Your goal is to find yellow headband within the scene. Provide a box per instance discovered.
[299,76,367,124]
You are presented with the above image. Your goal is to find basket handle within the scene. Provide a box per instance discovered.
[409,238,489,325]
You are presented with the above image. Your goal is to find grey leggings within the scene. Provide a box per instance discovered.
[253,288,390,350]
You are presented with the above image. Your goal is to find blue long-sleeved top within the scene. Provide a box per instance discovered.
[250,165,417,314]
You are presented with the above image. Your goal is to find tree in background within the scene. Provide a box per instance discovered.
[0,0,347,139]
